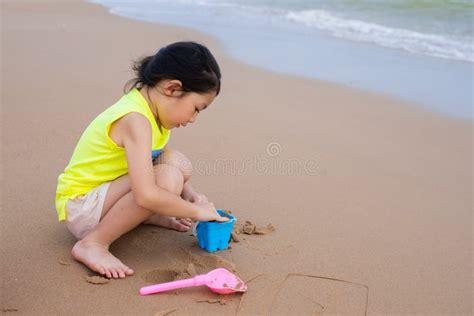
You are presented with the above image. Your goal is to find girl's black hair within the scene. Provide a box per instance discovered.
[126,41,221,95]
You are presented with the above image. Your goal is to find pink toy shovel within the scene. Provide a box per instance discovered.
[140,268,247,295]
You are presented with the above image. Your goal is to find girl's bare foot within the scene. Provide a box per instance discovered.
[143,214,193,232]
[71,240,134,279]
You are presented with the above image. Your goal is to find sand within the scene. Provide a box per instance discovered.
[1,0,472,314]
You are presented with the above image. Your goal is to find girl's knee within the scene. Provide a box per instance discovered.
[152,164,184,195]
[159,149,192,182]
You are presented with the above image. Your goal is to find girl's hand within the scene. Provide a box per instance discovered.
[195,201,229,222]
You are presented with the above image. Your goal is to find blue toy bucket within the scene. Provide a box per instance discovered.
[196,210,236,253]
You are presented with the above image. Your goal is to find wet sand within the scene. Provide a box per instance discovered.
[1,0,472,314]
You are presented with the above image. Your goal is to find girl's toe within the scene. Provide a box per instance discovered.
[179,218,192,227]
[94,264,106,276]
[118,269,126,278]
[104,269,112,279]
[179,223,190,232]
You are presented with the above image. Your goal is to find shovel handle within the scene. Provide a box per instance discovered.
[139,274,208,295]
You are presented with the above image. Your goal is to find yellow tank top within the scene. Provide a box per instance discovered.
[55,88,170,221]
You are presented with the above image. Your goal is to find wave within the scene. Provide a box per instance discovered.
[285,9,473,63]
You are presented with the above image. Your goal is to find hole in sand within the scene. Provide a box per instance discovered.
[142,269,179,284]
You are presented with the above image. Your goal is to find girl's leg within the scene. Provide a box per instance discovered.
[101,148,193,229]
[100,171,190,232]
[154,149,192,183]
[100,149,194,230]
[145,149,194,226]
[72,164,183,279]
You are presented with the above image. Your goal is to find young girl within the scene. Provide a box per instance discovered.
[55,42,228,279]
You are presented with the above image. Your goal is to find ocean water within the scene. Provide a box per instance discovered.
[90,0,473,119]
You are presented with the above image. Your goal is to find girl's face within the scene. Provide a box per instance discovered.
[162,90,216,129]
[149,81,217,130]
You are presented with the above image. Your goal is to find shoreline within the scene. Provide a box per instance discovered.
[2,0,472,315]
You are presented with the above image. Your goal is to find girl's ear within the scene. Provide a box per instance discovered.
[164,80,184,97]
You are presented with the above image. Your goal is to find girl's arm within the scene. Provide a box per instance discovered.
[120,113,225,221]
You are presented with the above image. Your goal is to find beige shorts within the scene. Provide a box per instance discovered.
[66,182,111,240]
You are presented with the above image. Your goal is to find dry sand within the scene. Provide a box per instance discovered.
[1,0,472,315]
